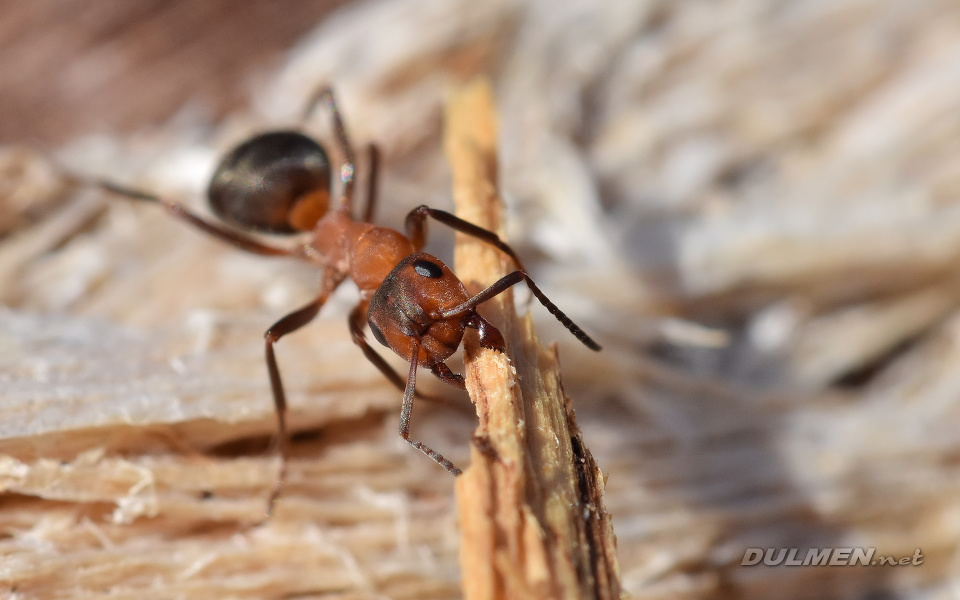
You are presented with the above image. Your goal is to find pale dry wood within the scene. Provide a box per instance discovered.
[5,1,960,598]
[0,0,349,146]
[446,79,620,600]
[0,97,466,600]
[0,307,465,599]
[788,282,960,386]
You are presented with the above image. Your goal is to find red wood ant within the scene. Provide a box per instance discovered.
[86,89,600,513]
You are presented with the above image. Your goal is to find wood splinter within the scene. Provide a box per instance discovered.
[446,79,622,600]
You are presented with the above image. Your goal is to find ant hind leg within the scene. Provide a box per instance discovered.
[361,144,380,223]
[91,180,294,257]
[302,86,356,207]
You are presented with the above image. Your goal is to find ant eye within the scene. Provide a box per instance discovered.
[413,259,443,279]
[369,320,389,347]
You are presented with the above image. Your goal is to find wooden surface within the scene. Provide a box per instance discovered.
[447,80,619,600]
[3,1,960,599]
[0,0,349,146]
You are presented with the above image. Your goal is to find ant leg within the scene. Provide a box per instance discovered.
[399,342,463,476]
[302,86,356,209]
[467,313,506,352]
[93,180,293,257]
[438,271,602,351]
[361,144,380,223]
[405,205,601,350]
[404,205,526,270]
[348,300,410,393]
[430,362,466,390]
[407,204,600,350]
[263,283,336,515]
[349,300,473,410]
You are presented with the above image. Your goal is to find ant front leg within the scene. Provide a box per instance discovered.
[430,362,466,390]
[399,341,463,476]
[404,205,526,270]
[349,300,472,410]
[348,299,411,393]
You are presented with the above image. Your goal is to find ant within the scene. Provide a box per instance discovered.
[82,88,601,514]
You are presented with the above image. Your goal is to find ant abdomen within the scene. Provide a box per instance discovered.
[208,131,332,234]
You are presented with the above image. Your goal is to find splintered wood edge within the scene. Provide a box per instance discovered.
[445,78,621,600]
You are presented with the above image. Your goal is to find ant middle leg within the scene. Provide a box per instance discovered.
[263,279,337,515]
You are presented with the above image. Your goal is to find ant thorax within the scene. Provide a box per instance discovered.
[311,209,415,297]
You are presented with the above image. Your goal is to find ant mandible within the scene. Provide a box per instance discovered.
[89,88,601,514]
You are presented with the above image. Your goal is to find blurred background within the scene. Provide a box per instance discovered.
[1,0,959,598]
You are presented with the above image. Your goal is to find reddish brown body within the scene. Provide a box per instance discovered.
[311,210,415,297]
[368,253,471,366]
[93,88,599,514]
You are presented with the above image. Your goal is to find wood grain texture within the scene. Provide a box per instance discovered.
[0,0,349,146]
[447,79,620,600]
[3,1,960,598]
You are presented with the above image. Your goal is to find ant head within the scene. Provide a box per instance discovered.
[367,253,472,366]
[207,131,331,234]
